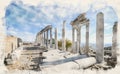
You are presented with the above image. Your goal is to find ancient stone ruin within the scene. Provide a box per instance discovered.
[71,13,89,55]
[35,25,52,48]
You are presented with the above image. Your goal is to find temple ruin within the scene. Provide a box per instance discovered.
[71,13,89,55]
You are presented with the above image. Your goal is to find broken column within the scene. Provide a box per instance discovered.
[62,21,66,51]
[55,28,58,49]
[96,12,104,63]
[85,22,89,55]
[50,28,52,48]
[112,22,118,61]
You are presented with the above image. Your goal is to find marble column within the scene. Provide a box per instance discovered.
[46,30,49,48]
[62,21,66,51]
[112,22,117,59]
[55,28,58,49]
[42,33,44,46]
[77,27,81,54]
[96,12,104,63]
[39,34,41,45]
[50,28,52,48]
[72,27,75,53]
[86,22,89,55]
[44,32,46,45]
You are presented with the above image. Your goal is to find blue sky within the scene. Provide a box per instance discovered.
[5,0,118,45]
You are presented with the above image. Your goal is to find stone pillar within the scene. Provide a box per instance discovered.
[72,27,75,53]
[112,22,117,60]
[50,28,52,48]
[46,30,49,48]
[55,28,58,49]
[62,21,66,51]
[44,32,45,45]
[42,33,44,46]
[96,12,104,63]
[86,22,89,55]
[39,34,41,45]
[77,27,81,54]
[45,31,47,47]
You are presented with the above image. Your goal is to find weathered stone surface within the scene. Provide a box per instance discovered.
[96,12,104,63]
[85,23,89,55]
[72,28,75,53]
[76,28,81,54]
[46,30,48,48]
[62,21,66,51]
[35,25,52,48]
[5,35,22,57]
[55,28,58,49]
[50,28,52,48]
[71,13,89,54]
[112,22,117,59]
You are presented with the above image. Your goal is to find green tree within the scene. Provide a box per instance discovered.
[66,39,72,51]
[58,39,72,51]
[58,40,62,50]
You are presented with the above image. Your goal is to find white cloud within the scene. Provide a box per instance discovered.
[104,23,113,30]
[7,26,35,42]
[1,0,120,43]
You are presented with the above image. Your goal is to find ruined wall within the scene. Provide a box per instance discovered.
[5,35,22,57]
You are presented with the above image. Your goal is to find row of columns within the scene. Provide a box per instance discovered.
[37,28,52,48]
[36,26,59,49]
[37,12,118,64]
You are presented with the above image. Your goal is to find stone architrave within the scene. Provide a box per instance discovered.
[96,12,104,63]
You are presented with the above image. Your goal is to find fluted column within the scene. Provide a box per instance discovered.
[72,27,75,53]
[62,21,66,51]
[46,30,49,48]
[50,28,52,48]
[55,28,58,49]
[85,22,89,55]
[42,33,44,46]
[44,32,45,45]
[77,27,81,54]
